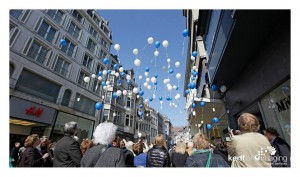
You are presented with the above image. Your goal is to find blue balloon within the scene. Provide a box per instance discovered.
[113,64,119,70]
[192,70,198,77]
[212,84,218,91]
[166,96,170,101]
[155,41,160,48]
[149,97,153,102]
[108,70,112,74]
[212,117,219,124]
[188,82,196,89]
[103,58,109,65]
[183,29,188,37]
[154,81,158,85]
[121,72,126,77]
[159,97,163,101]
[112,92,118,99]
[192,51,198,57]
[95,102,103,110]
[175,86,179,90]
[169,97,172,101]
[200,101,205,107]
[98,71,103,76]
[101,81,106,87]
[60,39,67,46]
[191,77,195,81]
[168,68,174,74]
[185,90,190,94]
[127,80,131,85]
[139,104,144,109]
[206,124,212,130]
[192,102,197,108]
[145,67,150,72]
[117,79,122,85]
[154,74,158,78]
[139,91,144,96]
[139,111,144,116]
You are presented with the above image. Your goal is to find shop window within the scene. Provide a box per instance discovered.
[61,89,72,106]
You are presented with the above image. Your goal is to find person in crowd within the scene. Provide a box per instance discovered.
[228,113,272,167]
[40,139,53,167]
[10,142,20,167]
[264,127,291,167]
[213,139,231,166]
[81,122,125,167]
[185,133,229,167]
[112,135,121,148]
[133,141,148,167]
[123,139,135,156]
[80,139,94,156]
[146,134,170,167]
[186,141,194,156]
[36,136,48,152]
[53,121,82,167]
[171,141,189,167]
[120,140,134,167]
[18,134,49,167]
[168,143,176,160]
[142,139,150,153]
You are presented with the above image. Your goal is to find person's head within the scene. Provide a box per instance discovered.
[187,141,194,149]
[93,122,117,145]
[175,141,186,154]
[133,142,143,156]
[193,133,209,150]
[264,127,279,141]
[80,139,94,155]
[120,140,125,148]
[125,141,134,151]
[15,142,20,148]
[24,134,40,148]
[112,135,121,148]
[63,121,78,136]
[154,134,167,150]
[237,113,260,133]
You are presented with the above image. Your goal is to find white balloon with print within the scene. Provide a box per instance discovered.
[139,75,143,80]
[114,44,120,51]
[176,73,181,80]
[151,77,156,83]
[175,62,180,68]
[134,59,141,67]
[154,51,159,57]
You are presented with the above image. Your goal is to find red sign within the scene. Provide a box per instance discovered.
[25,106,44,117]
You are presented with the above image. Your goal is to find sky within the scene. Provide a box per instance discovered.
[99,10,188,126]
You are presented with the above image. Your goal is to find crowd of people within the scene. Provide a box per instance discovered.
[9,113,291,168]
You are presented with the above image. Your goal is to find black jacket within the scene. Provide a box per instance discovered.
[18,147,44,167]
[171,152,189,167]
[53,135,82,167]
[122,148,134,167]
[146,145,170,167]
[271,137,291,167]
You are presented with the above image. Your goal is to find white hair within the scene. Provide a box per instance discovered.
[93,122,117,145]
[187,141,194,148]
[125,141,133,151]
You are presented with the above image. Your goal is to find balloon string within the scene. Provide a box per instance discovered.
[182,37,185,58]
[140,44,148,61]
[165,47,169,59]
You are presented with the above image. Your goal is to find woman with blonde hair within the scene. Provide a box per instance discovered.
[185,133,228,167]
[170,141,189,167]
[18,134,49,167]
[146,134,170,167]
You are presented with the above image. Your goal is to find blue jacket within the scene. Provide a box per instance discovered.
[185,151,229,167]
[134,153,147,167]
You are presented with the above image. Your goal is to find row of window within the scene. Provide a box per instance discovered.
[102,109,134,127]
[135,122,151,132]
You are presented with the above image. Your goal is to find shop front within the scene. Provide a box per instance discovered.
[9,96,56,148]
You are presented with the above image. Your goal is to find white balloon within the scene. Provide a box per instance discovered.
[115,72,120,77]
[123,90,128,95]
[191,56,195,61]
[168,85,173,91]
[133,87,139,94]
[137,95,140,98]
[119,67,124,73]
[163,79,168,84]
[151,77,156,83]
[103,70,108,75]
[220,85,227,93]
[134,59,141,67]
[106,81,110,85]
[98,76,102,81]
[138,133,142,138]
[144,82,148,87]
[91,74,96,78]
[167,58,171,63]
[176,73,181,80]
[167,84,171,87]
[166,78,170,83]
[162,40,169,48]
[145,72,149,77]
[147,37,154,44]
[192,66,197,70]
[162,66,167,71]
[103,86,107,90]
[139,75,143,80]
[126,75,131,80]
[154,51,159,57]
[175,61,180,68]
[133,48,138,55]
[160,101,163,104]
[117,90,122,96]
[175,105,178,108]
[147,85,152,90]
[144,99,149,103]
[114,44,120,51]
[173,85,177,90]
[84,77,90,83]
[146,78,150,83]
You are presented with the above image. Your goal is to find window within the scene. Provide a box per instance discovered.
[110,61,116,70]
[53,56,70,77]
[101,39,108,50]
[10,10,22,19]
[127,97,131,107]
[37,21,57,43]
[107,75,114,86]
[26,40,49,65]
[99,49,106,60]
[113,111,121,125]
[9,25,19,47]
[89,25,98,39]
[46,10,64,24]
[60,37,76,57]
[125,114,130,126]
[77,71,89,88]
[130,116,133,127]
[74,93,96,116]
[135,122,138,130]
[131,98,135,108]
[16,69,61,102]
[87,38,97,53]
[92,80,100,94]
[72,10,83,23]
[61,89,72,106]
[82,54,93,70]
[87,10,100,25]
[103,109,109,122]
[95,64,103,75]
[105,91,112,104]
[102,25,110,36]
[67,21,81,40]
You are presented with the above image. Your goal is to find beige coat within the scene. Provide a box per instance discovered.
[228,132,272,167]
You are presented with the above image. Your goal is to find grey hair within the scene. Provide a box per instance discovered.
[93,122,117,145]
[63,121,77,135]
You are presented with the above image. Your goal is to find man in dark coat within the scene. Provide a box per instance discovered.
[120,140,134,167]
[53,121,82,167]
[264,127,291,167]
[10,142,20,167]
